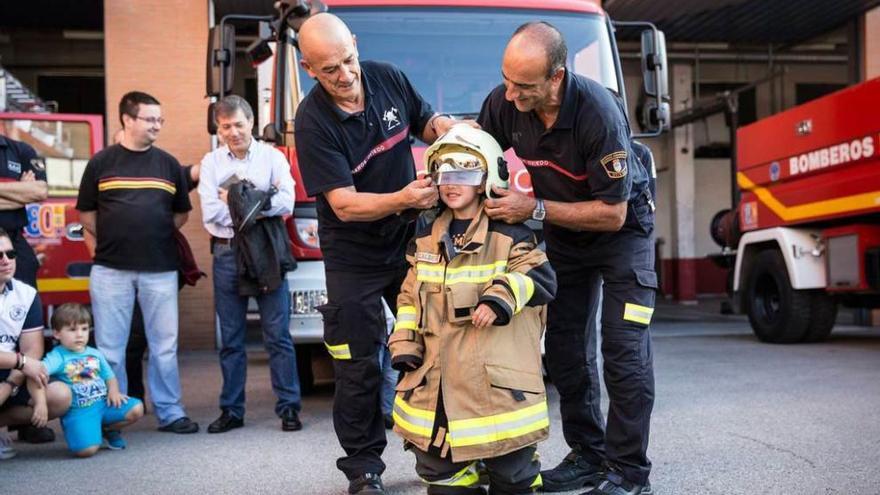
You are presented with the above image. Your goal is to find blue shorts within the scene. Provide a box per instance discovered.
[61,398,142,453]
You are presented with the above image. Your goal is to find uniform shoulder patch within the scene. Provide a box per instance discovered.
[600,151,628,179]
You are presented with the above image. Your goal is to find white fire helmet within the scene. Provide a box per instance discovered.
[424,123,509,198]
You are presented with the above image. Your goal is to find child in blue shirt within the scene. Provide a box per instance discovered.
[31,303,144,457]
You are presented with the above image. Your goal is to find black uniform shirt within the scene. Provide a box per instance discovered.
[0,136,46,232]
[295,61,434,272]
[76,144,192,272]
[478,71,651,252]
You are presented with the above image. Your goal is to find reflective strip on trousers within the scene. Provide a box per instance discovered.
[447,401,549,447]
[502,272,535,313]
[324,342,352,360]
[530,473,543,489]
[393,394,435,438]
[623,302,654,325]
[395,305,418,331]
[422,462,481,488]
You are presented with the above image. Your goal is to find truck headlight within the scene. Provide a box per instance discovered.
[291,289,328,315]
[294,218,320,249]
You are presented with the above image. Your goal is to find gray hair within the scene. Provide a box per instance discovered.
[513,21,567,78]
[214,94,254,122]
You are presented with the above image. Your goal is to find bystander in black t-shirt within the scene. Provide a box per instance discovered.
[76,144,192,272]
[294,61,434,272]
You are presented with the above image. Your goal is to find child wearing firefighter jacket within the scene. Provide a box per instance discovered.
[389,125,557,495]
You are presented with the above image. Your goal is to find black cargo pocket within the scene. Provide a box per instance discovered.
[634,269,658,290]
[486,364,545,402]
[447,284,479,324]
[317,304,350,360]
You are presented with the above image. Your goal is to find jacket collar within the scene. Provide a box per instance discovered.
[430,203,490,261]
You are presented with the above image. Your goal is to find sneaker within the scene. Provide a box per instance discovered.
[348,473,386,494]
[157,416,200,434]
[584,472,652,495]
[102,430,127,450]
[281,408,303,432]
[540,448,604,492]
[0,430,16,460]
[207,411,244,434]
[16,425,55,443]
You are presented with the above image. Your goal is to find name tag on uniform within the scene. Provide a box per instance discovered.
[415,252,441,264]
[7,160,21,174]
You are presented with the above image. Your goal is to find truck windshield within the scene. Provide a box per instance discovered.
[297,7,618,114]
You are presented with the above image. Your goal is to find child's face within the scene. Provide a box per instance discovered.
[439,183,483,213]
[54,323,90,352]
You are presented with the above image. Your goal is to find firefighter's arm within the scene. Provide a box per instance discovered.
[324,177,438,222]
[479,233,557,325]
[389,247,425,371]
[0,179,49,205]
[0,198,25,210]
[486,186,627,232]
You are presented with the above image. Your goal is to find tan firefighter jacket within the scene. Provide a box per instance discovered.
[389,204,557,462]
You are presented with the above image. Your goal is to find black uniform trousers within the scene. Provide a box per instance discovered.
[320,266,407,480]
[545,226,657,486]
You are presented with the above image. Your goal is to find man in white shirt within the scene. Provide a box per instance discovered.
[198,95,302,434]
[0,228,71,458]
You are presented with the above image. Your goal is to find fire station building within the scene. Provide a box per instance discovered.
[1,1,879,349]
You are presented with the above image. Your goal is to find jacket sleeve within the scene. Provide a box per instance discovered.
[389,240,425,371]
[479,230,557,326]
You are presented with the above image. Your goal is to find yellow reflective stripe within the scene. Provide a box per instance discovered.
[324,342,352,360]
[416,261,508,284]
[395,305,418,331]
[393,395,435,437]
[448,401,549,447]
[502,273,535,313]
[530,473,543,489]
[416,263,445,283]
[422,462,480,488]
[623,303,654,325]
[738,172,880,222]
[37,278,89,293]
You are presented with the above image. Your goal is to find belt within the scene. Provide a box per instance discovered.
[211,236,232,245]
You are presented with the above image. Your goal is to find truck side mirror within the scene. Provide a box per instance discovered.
[206,25,236,97]
[639,28,670,133]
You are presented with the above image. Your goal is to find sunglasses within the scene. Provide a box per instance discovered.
[0,249,17,260]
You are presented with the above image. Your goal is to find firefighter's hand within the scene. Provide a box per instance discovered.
[21,171,35,182]
[218,187,229,204]
[484,186,535,224]
[401,177,439,210]
[472,303,497,328]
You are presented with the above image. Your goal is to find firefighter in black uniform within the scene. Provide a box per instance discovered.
[293,13,462,495]
[0,132,55,445]
[478,22,657,495]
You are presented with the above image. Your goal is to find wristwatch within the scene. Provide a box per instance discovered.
[3,379,19,397]
[531,199,546,221]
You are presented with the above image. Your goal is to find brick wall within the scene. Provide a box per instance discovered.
[866,6,880,80]
[105,1,215,349]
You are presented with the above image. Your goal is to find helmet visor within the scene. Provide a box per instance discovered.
[434,169,485,186]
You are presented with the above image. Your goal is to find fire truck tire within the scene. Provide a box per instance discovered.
[745,249,811,343]
[803,292,837,342]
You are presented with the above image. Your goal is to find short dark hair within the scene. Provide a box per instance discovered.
[512,21,567,78]
[214,95,254,122]
[0,227,9,243]
[119,91,161,128]
[51,303,92,331]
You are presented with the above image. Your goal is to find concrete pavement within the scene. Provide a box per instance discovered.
[3,299,879,494]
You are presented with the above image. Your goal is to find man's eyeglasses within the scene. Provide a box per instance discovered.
[0,249,17,261]
[135,116,165,125]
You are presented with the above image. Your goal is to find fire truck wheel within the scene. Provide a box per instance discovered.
[803,292,837,342]
[745,249,811,343]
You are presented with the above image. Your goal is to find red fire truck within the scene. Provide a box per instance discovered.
[209,0,669,364]
[0,113,102,322]
[713,77,880,343]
